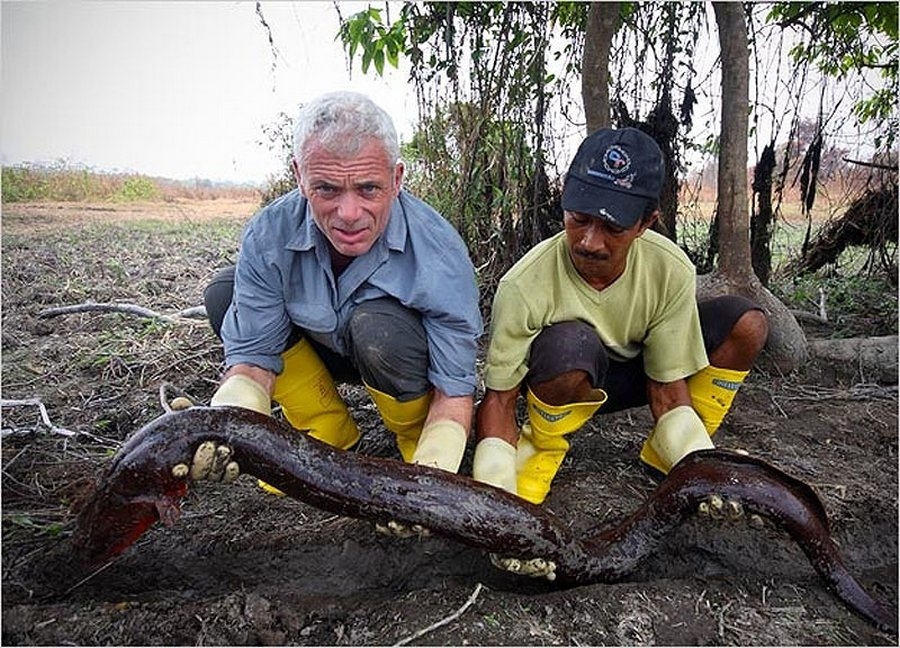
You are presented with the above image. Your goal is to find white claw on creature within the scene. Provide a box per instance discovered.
[169,396,193,411]
[708,494,725,518]
[222,461,240,483]
[725,499,744,520]
[490,554,557,581]
[189,441,217,480]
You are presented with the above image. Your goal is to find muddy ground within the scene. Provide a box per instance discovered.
[1,200,897,646]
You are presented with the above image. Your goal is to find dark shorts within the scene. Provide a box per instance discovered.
[525,295,762,412]
[204,266,431,400]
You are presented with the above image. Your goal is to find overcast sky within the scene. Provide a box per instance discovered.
[1,1,415,184]
[2,2,880,187]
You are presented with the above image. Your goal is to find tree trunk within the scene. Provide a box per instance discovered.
[582,3,620,134]
[709,2,808,373]
[715,3,753,283]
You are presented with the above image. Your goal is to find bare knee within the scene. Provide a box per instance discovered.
[738,308,769,354]
[709,308,769,370]
[529,370,595,406]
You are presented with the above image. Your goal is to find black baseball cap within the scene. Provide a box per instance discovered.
[561,127,664,228]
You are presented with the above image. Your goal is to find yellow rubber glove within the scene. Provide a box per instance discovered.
[210,374,272,416]
[410,420,468,473]
[643,405,714,473]
[472,437,518,494]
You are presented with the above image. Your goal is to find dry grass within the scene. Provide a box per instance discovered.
[1,198,895,646]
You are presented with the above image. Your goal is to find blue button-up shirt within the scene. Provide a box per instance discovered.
[221,189,483,397]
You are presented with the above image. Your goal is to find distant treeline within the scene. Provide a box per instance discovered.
[1,162,262,203]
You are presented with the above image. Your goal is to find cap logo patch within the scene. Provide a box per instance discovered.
[586,144,635,189]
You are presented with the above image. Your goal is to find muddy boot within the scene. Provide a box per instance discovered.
[687,365,750,436]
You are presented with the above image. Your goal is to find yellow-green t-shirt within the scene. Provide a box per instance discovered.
[484,229,708,391]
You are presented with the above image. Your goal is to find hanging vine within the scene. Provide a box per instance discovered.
[339,2,576,315]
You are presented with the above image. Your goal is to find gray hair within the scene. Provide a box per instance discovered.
[292,91,400,173]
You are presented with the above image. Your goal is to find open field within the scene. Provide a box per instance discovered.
[1,199,896,645]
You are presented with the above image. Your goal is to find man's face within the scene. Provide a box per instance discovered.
[563,210,654,289]
[295,138,404,257]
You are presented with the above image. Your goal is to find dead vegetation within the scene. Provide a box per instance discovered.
[1,200,897,646]
[787,184,899,278]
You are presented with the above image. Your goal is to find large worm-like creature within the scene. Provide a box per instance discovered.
[72,407,896,632]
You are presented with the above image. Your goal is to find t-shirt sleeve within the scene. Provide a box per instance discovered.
[483,280,538,391]
[641,270,708,383]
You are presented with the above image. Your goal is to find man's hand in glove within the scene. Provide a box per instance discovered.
[210,371,273,416]
[375,419,467,539]
[172,441,240,483]
[489,553,557,581]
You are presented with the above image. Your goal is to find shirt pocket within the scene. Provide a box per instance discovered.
[285,301,337,334]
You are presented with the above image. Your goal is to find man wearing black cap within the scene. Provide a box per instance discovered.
[473,127,769,511]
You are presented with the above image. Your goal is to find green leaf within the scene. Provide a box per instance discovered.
[386,44,400,68]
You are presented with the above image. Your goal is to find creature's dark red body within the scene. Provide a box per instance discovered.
[72,407,896,633]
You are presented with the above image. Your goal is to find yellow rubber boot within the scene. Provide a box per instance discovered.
[260,339,361,496]
[687,366,750,436]
[273,339,361,447]
[516,387,607,504]
[364,384,432,462]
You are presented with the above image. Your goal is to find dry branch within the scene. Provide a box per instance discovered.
[38,302,207,322]
[393,583,484,646]
[789,309,829,325]
[0,398,116,446]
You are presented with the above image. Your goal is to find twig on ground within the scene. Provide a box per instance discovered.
[393,583,484,647]
[1,398,77,437]
[148,346,221,384]
[159,384,174,413]
[177,305,208,319]
[157,382,199,413]
[38,302,207,322]
[0,398,116,445]
[60,558,120,597]
[716,600,735,641]
[812,482,848,500]
[760,386,789,417]
[780,383,897,401]
[789,309,829,326]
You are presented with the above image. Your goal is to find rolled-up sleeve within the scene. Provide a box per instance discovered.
[394,194,483,397]
[220,227,292,374]
[422,269,482,397]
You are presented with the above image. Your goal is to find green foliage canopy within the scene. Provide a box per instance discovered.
[767,2,899,149]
